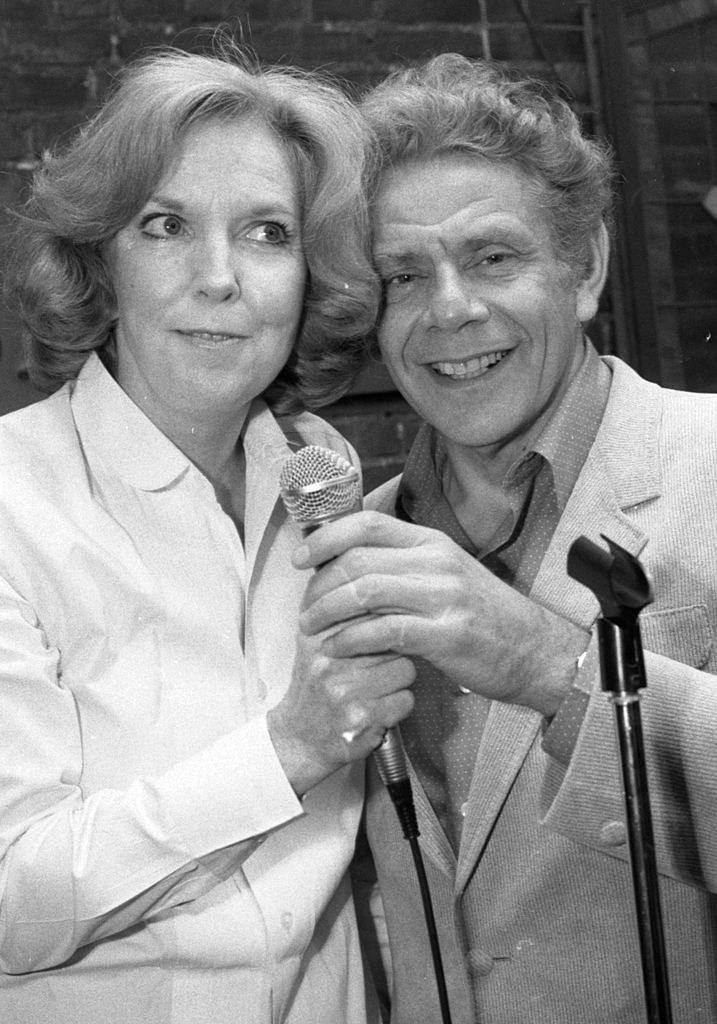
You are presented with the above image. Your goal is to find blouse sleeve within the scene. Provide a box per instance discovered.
[0,574,304,974]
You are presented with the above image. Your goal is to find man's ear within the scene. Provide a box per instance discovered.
[576,222,610,324]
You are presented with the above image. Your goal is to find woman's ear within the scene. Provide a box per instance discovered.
[576,222,610,324]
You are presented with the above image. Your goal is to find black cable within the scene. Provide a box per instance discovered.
[408,834,453,1024]
[383,778,453,1024]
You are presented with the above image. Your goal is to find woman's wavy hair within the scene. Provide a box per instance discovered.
[9,43,380,411]
[361,53,616,278]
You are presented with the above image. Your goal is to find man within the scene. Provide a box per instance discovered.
[292,54,717,1022]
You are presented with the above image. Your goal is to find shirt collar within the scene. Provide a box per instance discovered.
[71,351,301,503]
[70,353,193,491]
[528,339,611,509]
[398,424,479,552]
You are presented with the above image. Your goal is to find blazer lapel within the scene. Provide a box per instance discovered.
[456,701,542,892]
[407,757,458,876]
[531,461,650,623]
[531,354,664,624]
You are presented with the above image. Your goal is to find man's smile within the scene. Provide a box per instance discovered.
[429,349,510,379]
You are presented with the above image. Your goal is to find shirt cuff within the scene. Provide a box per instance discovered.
[139,713,305,859]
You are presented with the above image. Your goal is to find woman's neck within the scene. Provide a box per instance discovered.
[166,410,249,536]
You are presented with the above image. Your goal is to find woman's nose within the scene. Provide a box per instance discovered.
[195,236,241,302]
[427,267,489,331]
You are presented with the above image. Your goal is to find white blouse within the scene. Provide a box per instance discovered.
[0,353,372,1024]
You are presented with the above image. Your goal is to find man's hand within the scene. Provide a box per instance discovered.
[268,626,415,797]
[292,510,590,718]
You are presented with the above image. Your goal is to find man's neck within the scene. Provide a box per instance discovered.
[440,449,515,551]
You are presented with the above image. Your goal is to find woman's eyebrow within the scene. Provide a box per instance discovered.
[139,193,187,214]
[142,194,298,219]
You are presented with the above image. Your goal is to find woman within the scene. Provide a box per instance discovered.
[0,46,414,1024]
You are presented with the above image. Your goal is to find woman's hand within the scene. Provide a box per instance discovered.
[267,627,415,796]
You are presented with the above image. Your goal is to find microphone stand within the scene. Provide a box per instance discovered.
[567,535,673,1024]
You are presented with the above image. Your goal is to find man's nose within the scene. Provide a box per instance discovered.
[427,266,489,330]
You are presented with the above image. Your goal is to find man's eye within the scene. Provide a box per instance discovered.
[476,250,518,270]
[382,272,419,306]
[385,273,415,290]
[246,222,289,244]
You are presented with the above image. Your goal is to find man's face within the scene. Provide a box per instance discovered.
[372,153,604,463]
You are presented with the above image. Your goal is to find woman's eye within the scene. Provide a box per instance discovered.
[246,222,289,244]
[162,216,183,236]
[141,214,184,238]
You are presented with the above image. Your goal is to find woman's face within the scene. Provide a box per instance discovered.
[104,116,306,435]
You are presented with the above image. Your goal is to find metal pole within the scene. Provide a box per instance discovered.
[598,618,673,1024]
[568,535,674,1024]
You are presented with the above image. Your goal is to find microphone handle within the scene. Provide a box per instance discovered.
[374,727,408,786]
[299,513,418,839]
[374,729,419,841]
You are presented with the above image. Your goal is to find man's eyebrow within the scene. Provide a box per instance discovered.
[374,224,525,256]
[372,251,422,267]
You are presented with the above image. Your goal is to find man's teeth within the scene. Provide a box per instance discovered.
[431,350,508,379]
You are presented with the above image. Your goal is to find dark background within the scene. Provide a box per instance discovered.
[2,0,716,489]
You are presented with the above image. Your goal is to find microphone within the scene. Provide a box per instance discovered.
[279,444,418,839]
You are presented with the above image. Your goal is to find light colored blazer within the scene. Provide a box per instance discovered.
[363,356,717,1024]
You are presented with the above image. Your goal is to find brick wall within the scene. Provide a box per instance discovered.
[3,1,713,487]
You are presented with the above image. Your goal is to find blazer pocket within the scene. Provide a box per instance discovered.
[640,604,713,669]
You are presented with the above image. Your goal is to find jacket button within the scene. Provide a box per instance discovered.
[467,949,494,976]
[599,820,626,846]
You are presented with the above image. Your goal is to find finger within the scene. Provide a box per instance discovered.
[301,573,438,635]
[342,651,417,698]
[315,650,416,710]
[371,688,416,734]
[304,541,433,601]
[333,649,412,675]
[341,688,416,750]
[320,613,424,659]
[301,531,477,620]
[292,510,432,570]
[301,534,462,624]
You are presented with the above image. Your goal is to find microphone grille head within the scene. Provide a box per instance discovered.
[280,445,362,525]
